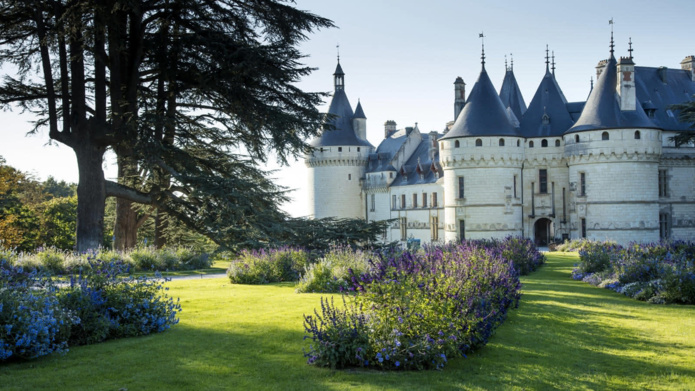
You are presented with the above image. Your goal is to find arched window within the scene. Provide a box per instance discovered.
[517,140,520,147]
[555,139,561,147]
[529,141,534,148]
[574,134,579,143]
[634,130,641,140]
[475,139,482,147]
[541,139,548,147]
[455,140,460,148]
[499,138,505,146]
[602,131,609,140]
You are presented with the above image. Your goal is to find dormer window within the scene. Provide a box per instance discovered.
[542,113,550,125]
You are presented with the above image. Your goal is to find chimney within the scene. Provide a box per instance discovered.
[428,131,438,160]
[454,77,466,120]
[681,55,695,82]
[384,120,397,138]
[616,56,636,111]
[595,59,608,80]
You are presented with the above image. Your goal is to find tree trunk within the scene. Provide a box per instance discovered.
[154,208,167,248]
[114,155,139,250]
[75,143,107,252]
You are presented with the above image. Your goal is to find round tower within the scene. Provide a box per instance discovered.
[305,60,374,219]
[440,50,524,242]
[564,44,662,244]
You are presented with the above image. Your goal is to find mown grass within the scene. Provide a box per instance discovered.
[1,252,693,390]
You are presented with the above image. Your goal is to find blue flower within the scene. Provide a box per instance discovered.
[395,361,400,367]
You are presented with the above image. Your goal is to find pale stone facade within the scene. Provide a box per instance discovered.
[307,46,695,246]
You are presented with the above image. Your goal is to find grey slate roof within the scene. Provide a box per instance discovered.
[390,133,443,187]
[568,56,658,133]
[366,129,408,172]
[519,67,575,137]
[441,68,521,139]
[499,69,527,120]
[310,63,374,148]
[634,66,695,131]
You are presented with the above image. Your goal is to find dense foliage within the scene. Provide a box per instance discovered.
[296,246,372,293]
[465,237,545,275]
[303,241,526,370]
[572,241,695,304]
[0,256,181,362]
[4,246,211,275]
[227,247,309,284]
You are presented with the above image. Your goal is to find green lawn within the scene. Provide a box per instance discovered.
[1,253,693,390]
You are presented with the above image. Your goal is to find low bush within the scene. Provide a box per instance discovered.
[303,242,522,370]
[572,241,695,304]
[228,247,308,284]
[555,238,607,253]
[1,256,182,362]
[466,236,545,275]
[296,246,372,293]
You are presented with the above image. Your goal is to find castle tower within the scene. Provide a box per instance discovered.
[305,60,374,219]
[439,45,524,242]
[564,40,662,244]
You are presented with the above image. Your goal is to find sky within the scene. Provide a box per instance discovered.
[1,0,694,217]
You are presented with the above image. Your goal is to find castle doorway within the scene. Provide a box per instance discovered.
[534,218,553,246]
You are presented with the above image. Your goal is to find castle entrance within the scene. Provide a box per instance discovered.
[534,218,553,246]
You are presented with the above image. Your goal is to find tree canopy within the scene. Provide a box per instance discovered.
[670,100,695,146]
[0,0,334,251]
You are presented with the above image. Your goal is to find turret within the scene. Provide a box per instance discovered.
[454,77,466,120]
[353,100,367,140]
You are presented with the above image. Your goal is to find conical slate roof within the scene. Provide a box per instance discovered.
[334,62,344,76]
[442,68,520,139]
[519,67,574,137]
[568,56,657,133]
[499,69,527,120]
[353,100,366,119]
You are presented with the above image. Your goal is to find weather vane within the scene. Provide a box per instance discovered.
[336,43,340,62]
[479,32,486,66]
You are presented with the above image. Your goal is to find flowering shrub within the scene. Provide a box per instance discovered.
[573,241,695,304]
[296,246,372,293]
[1,255,182,362]
[466,237,545,275]
[227,247,308,284]
[0,260,76,361]
[303,242,522,370]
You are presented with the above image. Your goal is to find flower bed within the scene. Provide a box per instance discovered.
[303,242,522,370]
[572,241,695,304]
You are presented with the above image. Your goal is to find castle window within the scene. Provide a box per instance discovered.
[390,172,393,178]
[348,174,351,180]
[338,147,342,152]
[458,176,465,199]
[634,130,641,139]
[529,141,534,148]
[320,148,324,152]
[401,194,406,209]
[431,216,439,241]
[575,134,579,143]
[517,140,520,147]
[541,139,548,147]
[659,169,669,197]
[412,193,417,208]
[422,193,428,208]
[370,194,375,212]
[579,172,586,196]
[513,175,517,198]
[475,139,482,147]
[455,140,460,148]
[400,217,407,241]
[602,131,609,140]
[392,195,397,210]
[659,213,670,239]
[357,147,361,152]
[539,169,548,194]
[555,139,561,147]
[499,138,505,146]
[432,192,438,207]
[581,218,587,238]
[459,219,466,241]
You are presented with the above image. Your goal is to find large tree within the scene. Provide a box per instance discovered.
[0,0,333,251]
[670,100,695,146]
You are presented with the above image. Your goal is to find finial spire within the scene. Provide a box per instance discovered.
[510,53,513,71]
[505,54,508,71]
[551,51,556,75]
[590,76,594,91]
[336,43,340,63]
[609,18,615,57]
[479,32,486,68]
[545,44,550,72]
[628,37,634,60]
